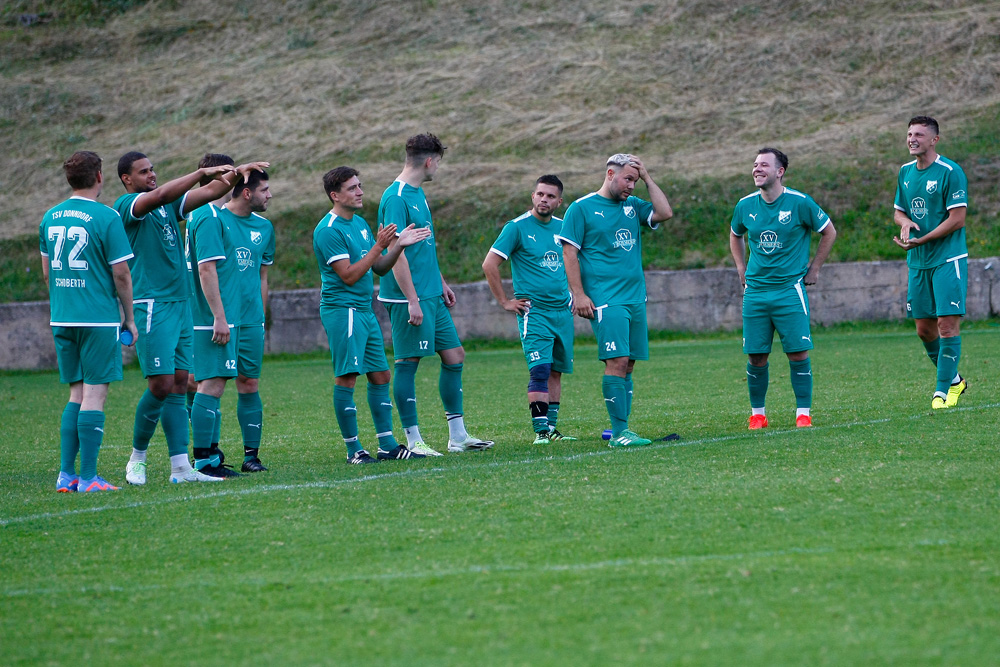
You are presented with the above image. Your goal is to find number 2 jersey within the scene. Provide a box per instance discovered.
[39,196,134,326]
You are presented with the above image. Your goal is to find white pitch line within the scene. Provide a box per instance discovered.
[3,402,998,528]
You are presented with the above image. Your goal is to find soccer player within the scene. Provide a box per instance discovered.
[482,174,578,445]
[892,116,970,409]
[729,148,837,429]
[558,154,673,447]
[220,170,275,472]
[377,133,494,455]
[115,151,264,484]
[40,151,137,492]
[314,166,431,464]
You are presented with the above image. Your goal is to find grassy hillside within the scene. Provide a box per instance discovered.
[2,0,999,299]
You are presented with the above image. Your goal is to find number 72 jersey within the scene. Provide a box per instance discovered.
[39,195,134,327]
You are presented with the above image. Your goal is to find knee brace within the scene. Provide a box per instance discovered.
[527,363,551,393]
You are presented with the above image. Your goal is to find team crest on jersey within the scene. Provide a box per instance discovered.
[250,230,262,245]
[952,190,965,200]
[360,228,369,241]
[910,197,928,220]
[613,229,636,252]
[541,250,562,272]
[757,230,782,254]
[236,247,253,272]
[926,180,938,194]
[778,210,792,224]
[162,223,176,247]
[623,205,636,219]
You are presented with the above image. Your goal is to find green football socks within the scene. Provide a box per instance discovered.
[60,402,81,475]
[789,358,813,409]
[546,401,560,430]
[77,410,105,481]
[132,389,164,452]
[602,375,628,436]
[922,337,940,366]
[439,363,464,415]
[624,373,633,417]
[334,385,361,455]
[747,362,769,409]
[393,360,419,428]
[367,382,399,450]
[237,391,263,449]
[937,336,961,395]
[161,393,190,457]
[530,400,549,434]
[191,393,220,450]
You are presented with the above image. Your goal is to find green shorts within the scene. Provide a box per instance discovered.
[53,326,122,385]
[192,327,237,381]
[906,256,968,319]
[591,302,649,361]
[237,323,265,379]
[516,306,574,373]
[134,299,193,377]
[742,282,813,355]
[386,297,462,358]
[321,306,389,377]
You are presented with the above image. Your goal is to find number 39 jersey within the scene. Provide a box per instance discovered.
[39,195,134,326]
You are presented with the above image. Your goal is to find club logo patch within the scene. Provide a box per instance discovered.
[926,180,938,194]
[360,228,368,241]
[613,229,636,252]
[778,210,792,224]
[757,230,782,254]
[236,247,253,272]
[952,190,965,200]
[623,205,636,219]
[162,223,176,247]
[250,230,262,245]
[541,250,562,272]
[910,197,928,220]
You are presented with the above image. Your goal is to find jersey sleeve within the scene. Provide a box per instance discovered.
[165,196,187,224]
[38,218,48,256]
[628,196,656,228]
[893,168,907,213]
[945,166,969,210]
[115,193,143,226]
[194,214,226,264]
[318,225,350,265]
[489,222,518,260]
[804,196,831,233]
[380,195,410,230]
[730,203,746,236]
[557,203,585,248]
[262,221,275,266]
[104,210,134,264]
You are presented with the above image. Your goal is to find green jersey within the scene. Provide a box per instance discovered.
[558,193,656,306]
[222,208,275,325]
[113,191,190,301]
[376,180,441,303]
[489,211,570,309]
[185,203,241,328]
[314,211,376,309]
[39,196,134,326]
[730,188,831,291]
[893,155,968,269]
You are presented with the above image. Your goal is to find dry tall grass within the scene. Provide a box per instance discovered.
[1,0,998,238]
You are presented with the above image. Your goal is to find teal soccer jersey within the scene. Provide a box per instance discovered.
[489,212,570,310]
[557,193,656,306]
[186,203,241,329]
[730,188,831,290]
[376,181,442,303]
[314,211,377,309]
[113,192,190,301]
[223,208,275,325]
[39,196,134,326]
[893,155,968,269]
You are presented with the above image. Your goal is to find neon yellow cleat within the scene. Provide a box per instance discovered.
[945,377,967,408]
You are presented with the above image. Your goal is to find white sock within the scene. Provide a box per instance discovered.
[170,454,191,473]
[129,448,147,464]
[952,373,962,384]
[796,408,810,418]
[446,413,468,441]
[404,426,423,446]
[751,408,766,416]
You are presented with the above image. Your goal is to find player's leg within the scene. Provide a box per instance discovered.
[594,305,648,447]
[520,309,556,444]
[386,302,431,450]
[321,306,375,463]
[775,282,814,427]
[53,327,83,492]
[236,323,267,471]
[76,327,123,492]
[130,302,166,473]
[742,289,774,429]
[188,326,238,479]
[545,308,577,441]
[934,259,968,408]
[623,304,650,420]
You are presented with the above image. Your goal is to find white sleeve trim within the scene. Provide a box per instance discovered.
[327,253,349,265]
[109,253,134,265]
[488,247,508,260]
[197,255,226,264]
[946,203,968,210]
[556,235,580,249]
[816,219,831,233]
[893,204,906,212]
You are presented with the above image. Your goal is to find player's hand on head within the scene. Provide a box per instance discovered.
[236,161,270,180]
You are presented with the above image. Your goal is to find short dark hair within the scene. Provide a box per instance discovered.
[198,153,234,186]
[64,151,102,190]
[405,133,446,164]
[322,166,359,201]
[758,147,789,172]
[534,174,563,194]
[233,169,269,198]
[117,151,147,182]
[908,115,939,136]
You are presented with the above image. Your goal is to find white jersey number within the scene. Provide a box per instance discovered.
[48,226,90,271]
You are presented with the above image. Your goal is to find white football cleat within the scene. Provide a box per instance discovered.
[408,441,443,457]
[447,435,495,453]
[170,467,224,483]
[125,460,147,486]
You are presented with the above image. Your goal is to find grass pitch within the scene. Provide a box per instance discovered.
[2,322,1000,665]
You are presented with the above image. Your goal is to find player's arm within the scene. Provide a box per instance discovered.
[482,251,528,314]
[373,224,431,276]
[894,207,966,251]
[441,274,456,308]
[333,224,398,285]
[630,156,673,223]
[112,260,138,344]
[804,221,837,286]
[390,250,423,325]
[260,264,269,316]
[562,243,594,319]
[729,232,747,290]
[41,255,50,286]
[131,165,236,218]
[197,260,230,345]
[185,161,270,215]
